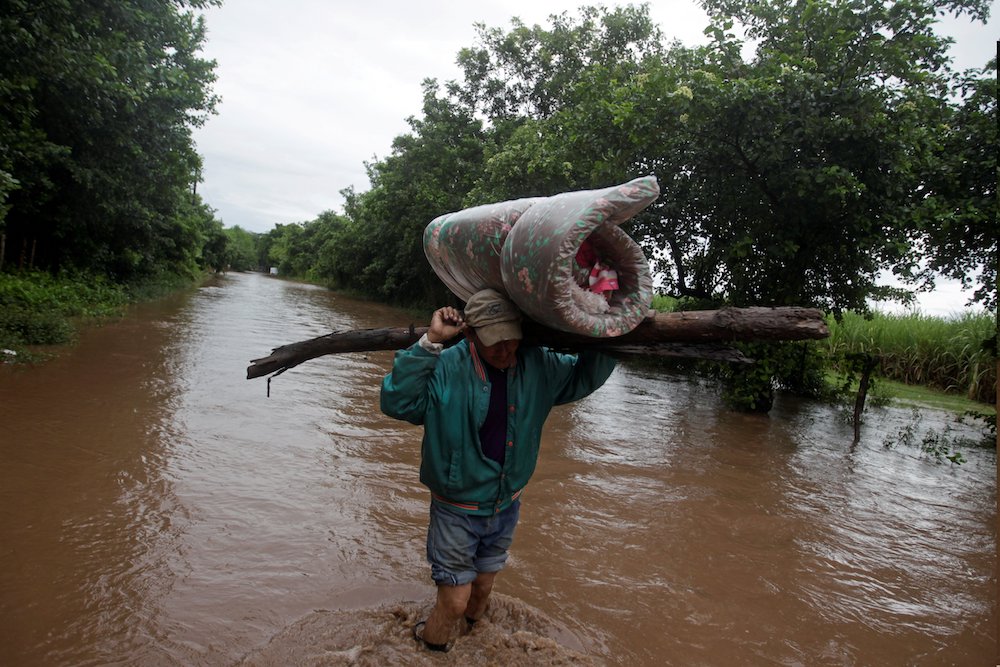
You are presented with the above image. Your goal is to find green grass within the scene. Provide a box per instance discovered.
[650,293,680,312]
[828,370,995,415]
[0,271,128,355]
[822,310,996,404]
[652,291,997,412]
[880,378,995,415]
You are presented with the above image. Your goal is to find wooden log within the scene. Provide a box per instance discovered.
[247,306,828,380]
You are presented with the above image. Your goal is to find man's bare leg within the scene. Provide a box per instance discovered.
[464,571,497,623]
[422,583,471,646]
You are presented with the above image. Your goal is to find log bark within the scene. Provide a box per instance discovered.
[247,306,828,380]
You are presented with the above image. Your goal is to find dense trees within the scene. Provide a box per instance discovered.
[436,0,995,316]
[285,1,993,321]
[9,1,990,315]
[912,65,997,310]
[263,1,990,411]
[0,0,222,281]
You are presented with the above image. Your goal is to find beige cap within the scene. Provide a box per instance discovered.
[463,289,523,347]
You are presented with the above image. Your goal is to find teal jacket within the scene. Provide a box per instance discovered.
[380,338,615,516]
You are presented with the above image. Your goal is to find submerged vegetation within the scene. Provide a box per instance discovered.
[0,270,202,361]
[0,272,123,359]
[881,408,994,465]
[649,296,996,413]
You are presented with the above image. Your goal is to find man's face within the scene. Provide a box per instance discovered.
[471,331,520,370]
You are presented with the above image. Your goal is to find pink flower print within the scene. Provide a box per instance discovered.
[518,267,534,294]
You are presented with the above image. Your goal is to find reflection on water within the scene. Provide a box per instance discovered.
[0,272,994,666]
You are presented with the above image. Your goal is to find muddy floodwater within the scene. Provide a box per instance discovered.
[0,272,995,666]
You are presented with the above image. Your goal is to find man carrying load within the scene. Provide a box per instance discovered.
[380,288,616,651]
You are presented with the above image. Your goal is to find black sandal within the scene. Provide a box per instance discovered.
[413,620,450,653]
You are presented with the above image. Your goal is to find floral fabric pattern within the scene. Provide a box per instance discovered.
[423,197,541,301]
[423,176,660,338]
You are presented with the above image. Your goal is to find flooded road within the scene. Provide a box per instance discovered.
[0,271,995,665]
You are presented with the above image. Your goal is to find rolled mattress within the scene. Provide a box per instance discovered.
[423,176,659,337]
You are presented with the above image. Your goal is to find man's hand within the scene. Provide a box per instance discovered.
[427,306,466,344]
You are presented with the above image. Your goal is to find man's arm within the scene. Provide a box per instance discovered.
[379,306,465,424]
[545,349,617,405]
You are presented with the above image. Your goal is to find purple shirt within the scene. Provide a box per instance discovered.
[479,363,508,466]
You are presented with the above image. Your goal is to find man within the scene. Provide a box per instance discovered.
[380,288,616,651]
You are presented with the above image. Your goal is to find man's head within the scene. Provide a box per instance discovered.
[463,289,522,368]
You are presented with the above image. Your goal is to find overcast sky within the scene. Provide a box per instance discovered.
[191,0,997,315]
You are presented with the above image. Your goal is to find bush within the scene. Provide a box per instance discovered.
[0,271,128,350]
[0,304,75,346]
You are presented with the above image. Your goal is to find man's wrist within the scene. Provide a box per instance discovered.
[418,333,443,354]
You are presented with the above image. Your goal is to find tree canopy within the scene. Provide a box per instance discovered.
[0,0,222,281]
[280,1,994,318]
[8,1,991,316]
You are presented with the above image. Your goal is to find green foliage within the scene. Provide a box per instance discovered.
[182,3,991,417]
[125,268,204,302]
[881,407,995,465]
[0,0,221,282]
[970,410,997,444]
[650,293,679,312]
[720,344,779,412]
[686,0,996,312]
[248,2,993,321]
[451,6,665,121]
[430,1,992,412]
[222,226,259,272]
[438,1,996,313]
[0,270,128,350]
[715,341,827,411]
[911,63,998,310]
[822,310,997,403]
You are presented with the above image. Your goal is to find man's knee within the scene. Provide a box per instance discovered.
[436,583,472,618]
[471,571,497,596]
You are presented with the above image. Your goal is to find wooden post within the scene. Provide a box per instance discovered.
[851,353,879,444]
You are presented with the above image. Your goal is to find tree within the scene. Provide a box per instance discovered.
[0,0,220,280]
[450,5,665,121]
[447,0,993,316]
[222,226,259,272]
[436,1,992,409]
[911,62,997,311]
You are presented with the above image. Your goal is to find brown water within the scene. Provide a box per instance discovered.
[0,271,995,666]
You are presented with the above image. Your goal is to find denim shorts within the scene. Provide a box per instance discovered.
[426,500,521,586]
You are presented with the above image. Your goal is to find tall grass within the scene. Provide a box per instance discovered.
[822,311,997,404]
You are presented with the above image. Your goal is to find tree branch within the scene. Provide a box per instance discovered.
[247,306,829,380]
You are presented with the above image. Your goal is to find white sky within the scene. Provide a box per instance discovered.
[191,0,997,316]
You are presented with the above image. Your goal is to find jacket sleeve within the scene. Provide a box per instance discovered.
[380,343,441,425]
[543,349,616,405]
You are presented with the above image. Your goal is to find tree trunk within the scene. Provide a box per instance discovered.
[247,306,829,380]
